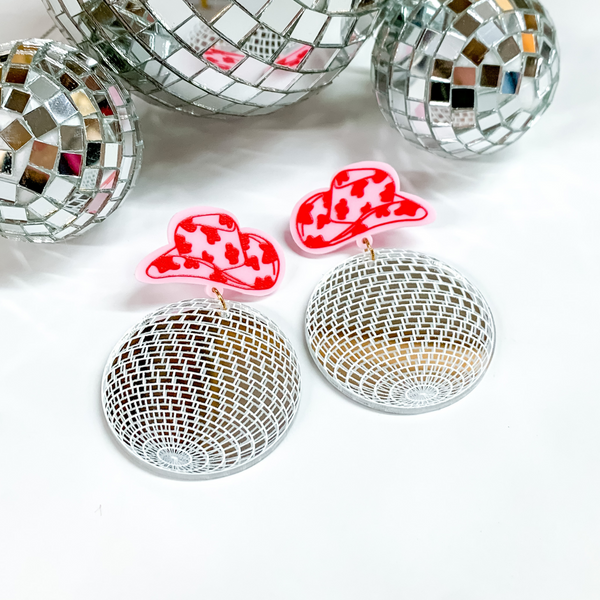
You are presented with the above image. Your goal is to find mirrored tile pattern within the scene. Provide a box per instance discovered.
[0,39,143,243]
[372,0,560,158]
[44,0,387,117]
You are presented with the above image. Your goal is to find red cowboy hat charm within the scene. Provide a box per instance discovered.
[137,207,284,297]
[290,161,435,254]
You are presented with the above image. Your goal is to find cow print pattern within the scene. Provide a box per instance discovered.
[291,163,433,253]
[139,210,282,294]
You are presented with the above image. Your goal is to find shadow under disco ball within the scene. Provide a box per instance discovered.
[305,249,495,414]
[0,39,142,242]
[44,0,386,117]
[372,0,559,158]
[102,299,301,479]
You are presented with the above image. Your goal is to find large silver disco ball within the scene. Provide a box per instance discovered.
[45,0,386,116]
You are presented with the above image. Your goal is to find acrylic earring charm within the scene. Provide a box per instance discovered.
[102,208,301,479]
[371,0,560,158]
[0,39,142,242]
[291,162,495,414]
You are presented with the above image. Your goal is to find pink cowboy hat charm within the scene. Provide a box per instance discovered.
[137,207,284,297]
[290,161,435,254]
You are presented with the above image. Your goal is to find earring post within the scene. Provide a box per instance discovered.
[212,288,227,311]
[362,238,376,262]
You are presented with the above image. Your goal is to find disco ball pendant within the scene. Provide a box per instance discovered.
[103,208,301,479]
[291,162,495,413]
[0,39,142,242]
[305,249,495,413]
[372,0,560,158]
[45,0,387,117]
[103,298,301,479]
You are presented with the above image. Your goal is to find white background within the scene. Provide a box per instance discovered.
[1,1,599,598]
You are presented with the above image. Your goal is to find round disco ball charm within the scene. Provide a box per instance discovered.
[0,39,142,242]
[372,0,560,158]
[305,249,495,414]
[44,0,386,117]
[102,298,301,479]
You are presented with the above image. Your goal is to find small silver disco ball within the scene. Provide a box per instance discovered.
[372,0,559,158]
[0,39,142,242]
[45,0,386,117]
[305,249,495,414]
[102,298,301,479]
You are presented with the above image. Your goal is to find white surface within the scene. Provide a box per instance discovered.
[1,1,599,598]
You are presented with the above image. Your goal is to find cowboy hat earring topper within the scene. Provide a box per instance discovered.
[102,208,300,480]
[291,161,495,415]
[136,206,283,296]
[290,160,435,254]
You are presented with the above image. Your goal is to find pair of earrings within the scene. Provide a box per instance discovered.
[102,162,495,479]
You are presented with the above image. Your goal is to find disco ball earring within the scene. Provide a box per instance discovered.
[45,0,387,117]
[102,207,301,479]
[371,0,559,158]
[291,162,495,414]
[0,39,142,242]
